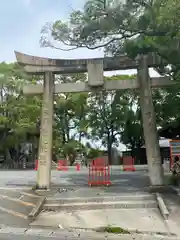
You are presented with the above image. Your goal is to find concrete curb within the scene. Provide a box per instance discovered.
[28,196,45,220]
[171,186,180,195]
[46,194,154,204]
[155,193,169,220]
[147,185,177,194]
[0,226,178,239]
[43,200,157,211]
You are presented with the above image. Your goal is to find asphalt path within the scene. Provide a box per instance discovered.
[0,166,149,189]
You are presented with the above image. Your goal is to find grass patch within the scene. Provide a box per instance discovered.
[96,225,130,234]
[32,185,37,190]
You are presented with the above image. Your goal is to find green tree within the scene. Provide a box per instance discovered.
[86,75,132,164]
[54,73,89,163]
[0,63,41,163]
[40,1,178,55]
[121,109,144,158]
[153,85,180,138]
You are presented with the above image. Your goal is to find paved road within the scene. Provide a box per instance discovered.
[0,168,179,239]
[0,235,51,240]
[0,234,178,240]
[0,168,150,227]
[0,167,149,188]
[0,230,179,240]
[0,227,178,240]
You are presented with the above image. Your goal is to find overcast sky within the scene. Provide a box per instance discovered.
[0,0,104,62]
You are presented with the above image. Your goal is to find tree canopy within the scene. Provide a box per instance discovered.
[41,0,180,79]
[1,62,180,165]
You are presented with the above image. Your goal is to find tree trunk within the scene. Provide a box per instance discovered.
[107,142,112,165]
[131,143,135,163]
[137,54,164,186]
[78,132,82,143]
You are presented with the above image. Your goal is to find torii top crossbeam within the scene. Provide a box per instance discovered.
[14,51,162,74]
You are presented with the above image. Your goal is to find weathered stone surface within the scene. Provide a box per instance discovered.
[87,59,104,87]
[23,77,175,95]
[37,72,54,189]
[15,51,163,73]
[30,208,170,234]
[155,193,169,219]
[137,55,163,186]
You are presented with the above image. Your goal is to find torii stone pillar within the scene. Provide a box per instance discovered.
[37,72,54,189]
[137,55,163,186]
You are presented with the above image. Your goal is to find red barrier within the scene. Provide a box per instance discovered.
[57,159,68,171]
[34,160,38,171]
[76,163,81,171]
[122,156,135,171]
[92,157,105,166]
[88,157,111,186]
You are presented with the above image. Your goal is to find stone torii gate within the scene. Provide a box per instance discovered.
[15,51,174,189]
